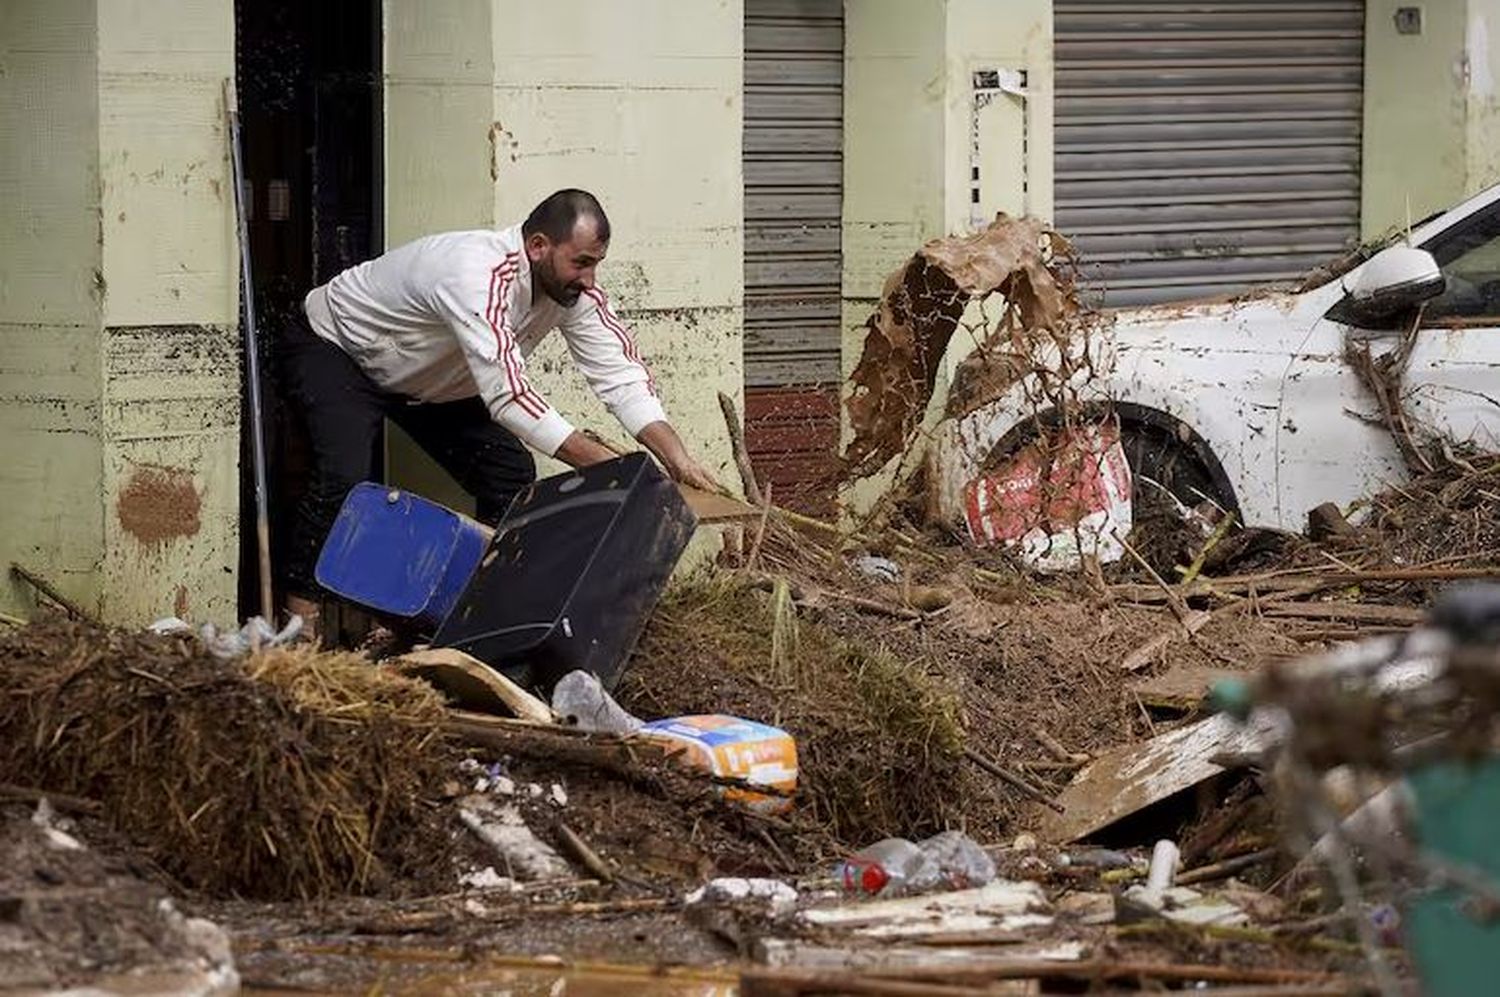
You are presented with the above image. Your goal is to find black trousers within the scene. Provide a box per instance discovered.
[279,310,537,597]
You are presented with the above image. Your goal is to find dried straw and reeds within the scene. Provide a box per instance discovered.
[0,616,458,900]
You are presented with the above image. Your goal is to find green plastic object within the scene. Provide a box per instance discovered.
[1206,677,1254,720]
[1404,756,1500,996]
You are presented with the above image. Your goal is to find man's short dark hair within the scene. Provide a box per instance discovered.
[523,189,611,244]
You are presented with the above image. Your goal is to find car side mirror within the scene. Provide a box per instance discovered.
[1340,245,1445,321]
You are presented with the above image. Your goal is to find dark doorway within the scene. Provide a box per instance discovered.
[233,0,383,620]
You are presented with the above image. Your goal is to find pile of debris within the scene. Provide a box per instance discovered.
[0,617,460,900]
[5,469,1491,992]
[624,573,973,845]
[10,216,1500,994]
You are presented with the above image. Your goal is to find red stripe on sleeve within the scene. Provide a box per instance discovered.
[488,254,545,418]
[585,288,658,396]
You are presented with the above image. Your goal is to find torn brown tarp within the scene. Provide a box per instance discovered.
[842,215,1077,480]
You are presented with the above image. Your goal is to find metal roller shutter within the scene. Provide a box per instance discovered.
[1054,1,1365,307]
[744,0,844,514]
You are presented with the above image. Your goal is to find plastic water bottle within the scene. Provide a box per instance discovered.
[836,832,996,897]
[915,830,997,891]
[836,838,931,896]
[550,670,641,734]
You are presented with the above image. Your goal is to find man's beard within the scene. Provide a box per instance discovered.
[537,261,584,306]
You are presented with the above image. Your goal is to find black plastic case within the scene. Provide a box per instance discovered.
[433,452,697,694]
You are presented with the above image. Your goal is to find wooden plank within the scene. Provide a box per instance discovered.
[1039,711,1281,843]
[1120,609,1212,672]
[679,485,762,524]
[394,648,556,723]
[756,938,1085,973]
[1260,602,1425,625]
[1128,664,1240,710]
[800,881,1051,939]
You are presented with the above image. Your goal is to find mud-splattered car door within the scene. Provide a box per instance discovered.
[1405,199,1500,449]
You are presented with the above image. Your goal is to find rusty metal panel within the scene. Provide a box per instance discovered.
[744,386,841,517]
[1054,0,1365,307]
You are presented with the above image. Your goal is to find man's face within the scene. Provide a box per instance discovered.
[527,218,607,307]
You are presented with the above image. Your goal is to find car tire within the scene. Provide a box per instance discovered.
[1118,420,1237,519]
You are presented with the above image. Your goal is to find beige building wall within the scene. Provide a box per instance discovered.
[0,0,106,620]
[1463,1,1500,203]
[383,0,501,505]
[384,0,744,511]
[96,0,239,625]
[1363,0,1469,237]
[840,0,1052,510]
[2,0,238,625]
[1363,0,1500,237]
[26,0,1500,621]
[384,0,497,239]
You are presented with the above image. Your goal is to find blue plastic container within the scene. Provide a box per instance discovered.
[314,482,492,629]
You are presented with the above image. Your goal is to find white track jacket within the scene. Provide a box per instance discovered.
[303,225,664,456]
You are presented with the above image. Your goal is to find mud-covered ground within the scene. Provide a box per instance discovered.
[0,804,238,994]
[6,454,1495,991]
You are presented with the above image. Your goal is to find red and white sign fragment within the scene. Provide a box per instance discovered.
[962,424,1133,571]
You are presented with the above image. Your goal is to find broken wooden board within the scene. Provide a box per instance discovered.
[1039,711,1282,843]
[799,880,1051,941]
[755,938,1086,973]
[1260,601,1425,625]
[1128,664,1239,711]
[678,484,761,524]
[393,647,556,723]
[1049,634,1449,842]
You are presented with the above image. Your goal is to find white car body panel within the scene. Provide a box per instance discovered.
[932,183,1500,532]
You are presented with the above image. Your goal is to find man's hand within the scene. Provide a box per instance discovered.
[637,421,724,494]
[664,454,722,494]
[554,430,620,469]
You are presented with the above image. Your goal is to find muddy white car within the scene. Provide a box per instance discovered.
[932,183,1500,533]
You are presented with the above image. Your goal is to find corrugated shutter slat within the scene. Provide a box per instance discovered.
[1054,0,1365,307]
[744,1,843,386]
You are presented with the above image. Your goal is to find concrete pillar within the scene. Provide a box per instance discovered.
[840,0,1052,510]
[1463,1,1500,201]
[1362,0,1500,238]
[1,0,238,625]
[96,0,239,626]
[383,0,497,240]
[1363,1,1469,237]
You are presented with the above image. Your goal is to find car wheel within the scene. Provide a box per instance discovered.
[1119,420,1237,520]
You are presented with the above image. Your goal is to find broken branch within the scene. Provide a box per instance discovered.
[1112,532,1192,624]
[718,391,764,506]
[1259,602,1425,626]
[963,747,1066,813]
[1121,609,1213,673]
[9,564,91,622]
[554,822,614,884]
[744,574,922,621]
[1028,725,1088,765]
[1177,512,1236,586]
[746,481,775,573]
[1176,847,1279,886]
[1112,563,1500,606]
